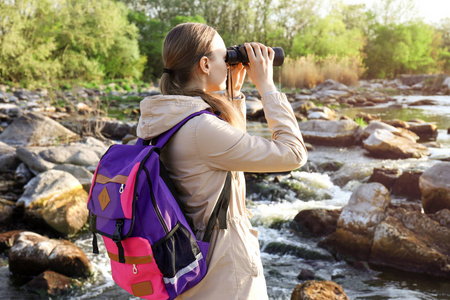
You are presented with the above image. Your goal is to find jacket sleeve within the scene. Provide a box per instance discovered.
[194,92,308,172]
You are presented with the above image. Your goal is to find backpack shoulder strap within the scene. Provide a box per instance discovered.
[202,171,232,243]
[155,110,215,148]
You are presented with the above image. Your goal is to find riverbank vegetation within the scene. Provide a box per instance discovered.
[0,0,449,89]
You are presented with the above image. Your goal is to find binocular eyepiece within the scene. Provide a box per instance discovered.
[225,44,285,66]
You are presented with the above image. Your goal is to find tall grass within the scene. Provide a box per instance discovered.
[280,55,366,89]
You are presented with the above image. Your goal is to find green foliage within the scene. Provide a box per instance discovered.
[0,0,144,84]
[355,117,368,128]
[364,22,435,78]
[291,13,366,59]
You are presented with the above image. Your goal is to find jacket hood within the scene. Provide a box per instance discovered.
[137,94,211,140]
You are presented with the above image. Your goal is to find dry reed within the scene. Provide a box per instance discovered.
[280,55,366,89]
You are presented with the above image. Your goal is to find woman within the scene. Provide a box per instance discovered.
[137,23,307,300]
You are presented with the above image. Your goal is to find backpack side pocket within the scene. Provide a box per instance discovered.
[152,222,208,299]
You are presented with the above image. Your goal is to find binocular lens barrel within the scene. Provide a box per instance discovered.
[226,45,284,66]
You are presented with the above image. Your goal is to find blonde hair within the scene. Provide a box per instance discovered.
[160,23,244,130]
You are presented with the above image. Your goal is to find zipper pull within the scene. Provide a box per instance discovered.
[119,184,125,193]
[133,264,138,274]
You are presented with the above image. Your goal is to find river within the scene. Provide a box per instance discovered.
[0,95,449,299]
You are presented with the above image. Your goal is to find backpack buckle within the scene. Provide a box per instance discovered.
[113,219,126,263]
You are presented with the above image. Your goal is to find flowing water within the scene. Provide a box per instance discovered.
[1,95,450,299]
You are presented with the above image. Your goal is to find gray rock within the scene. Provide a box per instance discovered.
[442,76,450,89]
[8,231,93,277]
[419,162,450,214]
[16,147,55,174]
[0,103,21,118]
[14,163,33,184]
[17,170,89,235]
[246,99,263,117]
[362,129,430,159]
[0,112,78,146]
[53,164,93,192]
[299,119,360,146]
[0,141,20,172]
[312,79,351,92]
[39,145,103,167]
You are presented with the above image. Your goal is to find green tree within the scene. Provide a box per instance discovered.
[291,13,366,59]
[364,22,435,78]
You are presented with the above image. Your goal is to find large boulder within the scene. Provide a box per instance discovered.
[16,147,55,174]
[17,170,89,235]
[362,129,430,159]
[298,120,360,146]
[291,280,349,300]
[406,122,438,141]
[362,121,418,142]
[329,183,390,260]
[323,183,450,277]
[419,162,450,214]
[0,112,78,146]
[39,145,102,167]
[370,209,450,277]
[293,209,341,236]
[9,231,93,277]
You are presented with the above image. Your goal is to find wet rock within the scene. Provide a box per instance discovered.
[323,182,450,278]
[392,171,423,199]
[14,163,33,184]
[291,280,349,300]
[16,147,55,174]
[292,101,315,115]
[419,162,450,214]
[405,122,438,141]
[361,121,418,142]
[0,112,78,146]
[0,230,24,252]
[382,119,410,129]
[362,129,430,159]
[17,170,89,235]
[312,79,351,92]
[368,167,401,191]
[9,231,93,277]
[265,242,333,261]
[307,107,336,120]
[297,269,316,281]
[325,183,391,260]
[0,141,20,172]
[408,99,439,106]
[24,270,75,296]
[246,98,263,118]
[370,213,450,277]
[0,200,14,224]
[293,209,341,236]
[429,209,450,228]
[298,119,361,146]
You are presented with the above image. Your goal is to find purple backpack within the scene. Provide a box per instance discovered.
[87,110,231,300]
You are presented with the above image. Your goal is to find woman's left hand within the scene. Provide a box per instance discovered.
[228,63,246,98]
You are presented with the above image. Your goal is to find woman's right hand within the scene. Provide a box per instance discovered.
[244,42,277,97]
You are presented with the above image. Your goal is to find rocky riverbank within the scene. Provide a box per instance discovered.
[0,75,449,298]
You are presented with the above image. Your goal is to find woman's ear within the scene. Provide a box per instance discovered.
[199,56,210,76]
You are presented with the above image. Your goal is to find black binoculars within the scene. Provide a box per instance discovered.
[225,44,284,66]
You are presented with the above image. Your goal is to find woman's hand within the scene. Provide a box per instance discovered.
[227,62,246,98]
[244,42,277,97]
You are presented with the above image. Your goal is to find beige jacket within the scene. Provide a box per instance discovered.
[137,92,307,300]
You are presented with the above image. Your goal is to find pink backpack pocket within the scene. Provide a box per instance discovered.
[103,236,169,300]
